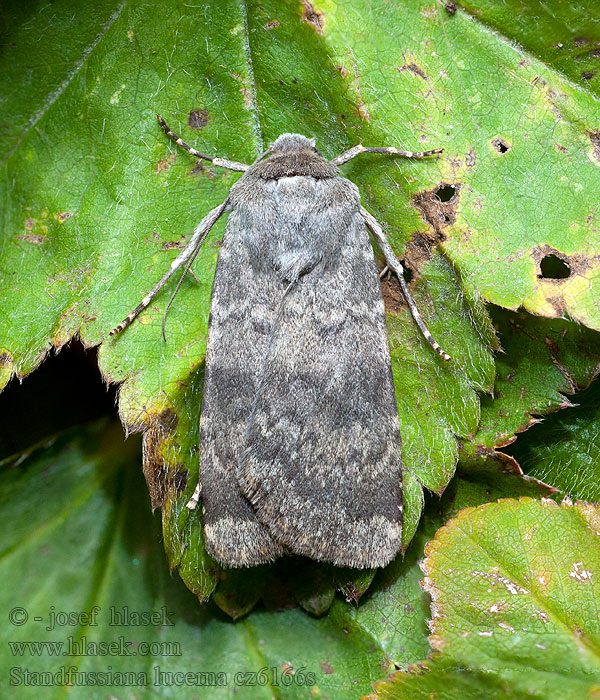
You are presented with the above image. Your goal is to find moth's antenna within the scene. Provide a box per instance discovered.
[157,114,250,172]
[110,199,230,336]
[331,143,443,166]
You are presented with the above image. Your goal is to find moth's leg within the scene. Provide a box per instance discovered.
[331,143,443,166]
[361,206,451,362]
[110,198,231,336]
[186,268,201,285]
[157,114,249,172]
[186,481,201,510]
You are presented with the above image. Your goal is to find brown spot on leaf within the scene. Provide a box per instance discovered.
[301,0,324,34]
[444,1,457,15]
[380,267,407,314]
[141,408,180,510]
[413,182,461,241]
[465,148,476,170]
[157,407,178,433]
[398,62,428,80]
[405,231,439,270]
[320,661,335,675]
[55,212,74,222]
[17,233,45,244]
[545,89,563,121]
[241,87,252,110]
[582,70,596,81]
[546,295,567,316]
[190,160,217,179]
[265,19,281,29]
[173,467,189,494]
[573,37,590,47]
[142,428,168,510]
[188,108,209,129]
[587,130,600,162]
[154,153,175,173]
[162,240,184,251]
[0,351,12,367]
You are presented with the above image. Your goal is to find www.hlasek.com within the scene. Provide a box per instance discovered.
[9,666,317,688]
[8,637,180,658]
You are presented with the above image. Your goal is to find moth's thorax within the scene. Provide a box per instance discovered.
[249,133,339,179]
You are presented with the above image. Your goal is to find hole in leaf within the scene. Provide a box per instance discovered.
[492,138,510,154]
[539,254,571,279]
[435,185,455,202]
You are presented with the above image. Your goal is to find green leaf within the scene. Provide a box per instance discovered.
[456,1,600,96]
[2,0,599,607]
[460,306,600,473]
[510,379,600,502]
[0,0,498,601]
[373,498,600,699]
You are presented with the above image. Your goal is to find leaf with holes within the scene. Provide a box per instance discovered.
[371,497,600,700]
[0,0,498,605]
[4,0,600,612]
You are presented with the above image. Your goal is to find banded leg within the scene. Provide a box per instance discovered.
[157,114,249,172]
[331,143,443,166]
[187,482,201,510]
[361,206,451,362]
[110,198,231,336]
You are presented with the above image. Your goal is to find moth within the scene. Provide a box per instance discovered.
[111,114,449,569]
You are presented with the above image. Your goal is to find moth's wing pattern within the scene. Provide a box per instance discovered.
[197,184,286,567]
[237,176,403,569]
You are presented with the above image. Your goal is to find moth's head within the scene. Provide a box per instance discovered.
[268,133,320,156]
[249,133,338,179]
